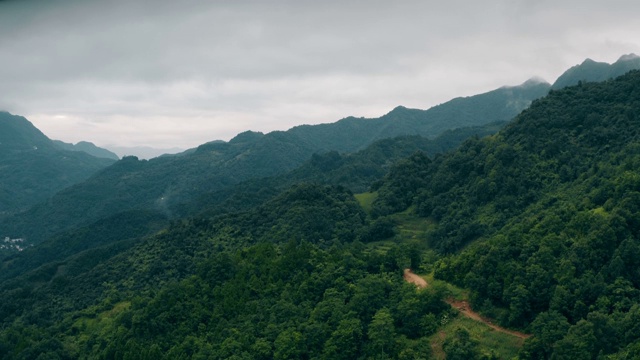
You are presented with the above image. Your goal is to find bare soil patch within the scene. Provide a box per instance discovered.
[445,299,531,339]
[403,269,427,288]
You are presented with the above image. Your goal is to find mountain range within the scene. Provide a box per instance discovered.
[1,54,640,359]
[52,140,119,160]
[0,78,549,246]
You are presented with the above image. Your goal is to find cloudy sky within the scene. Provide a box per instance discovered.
[1,0,639,151]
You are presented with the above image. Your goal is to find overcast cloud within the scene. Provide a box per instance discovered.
[1,0,639,150]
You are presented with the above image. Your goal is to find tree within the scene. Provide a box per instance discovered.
[443,328,480,360]
[323,318,363,360]
[552,320,596,360]
[274,329,304,360]
[368,308,396,359]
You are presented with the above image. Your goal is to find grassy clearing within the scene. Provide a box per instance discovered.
[354,192,378,214]
[65,301,131,355]
[422,272,469,300]
[429,315,525,360]
[392,207,436,242]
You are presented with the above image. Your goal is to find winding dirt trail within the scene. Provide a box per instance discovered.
[403,269,531,340]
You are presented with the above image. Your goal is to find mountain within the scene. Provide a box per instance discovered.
[177,121,507,218]
[0,112,116,214]
[3,70,638,358]
[0,78,547,247]
[551,53,640,89]
[369,70,640,358]
[1,121,506,249]
[287,78,550,153]
[53,140,119,160]
[0,121,503,287]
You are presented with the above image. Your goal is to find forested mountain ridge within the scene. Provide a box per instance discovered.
[0,121,503,287]
[0,120,503,259]
[0,112,116,214]
[370,70,640,358]
[52,140,119,160]
[179,121,506,218]
[551,53,640,89]
[0,76,538,247]
[7,53,627,246]
[287,78,550,153]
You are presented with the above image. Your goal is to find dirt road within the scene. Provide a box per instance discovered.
[403,269,428,288]
[403,269,531,340]
[445,299,531,339]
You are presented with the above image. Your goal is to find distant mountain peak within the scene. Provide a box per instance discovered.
[229,130,264,144]
[385,105,410,116]
[581,58,599,64]
[552,53,640,89]
[521,76,550,87]
[618,53,639,62]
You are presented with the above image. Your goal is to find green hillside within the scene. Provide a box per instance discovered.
[371,70,640,358]
[0,185,455,359]
[0,106,510,248]
[0,112,116,214]
[288,79,550,153]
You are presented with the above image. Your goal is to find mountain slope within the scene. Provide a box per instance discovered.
[0,112,116,214]
[551,53,640,89]
[0,121,505,283]
[370,70,640,358]
[179,121,507,218]
[287,78,550,153]
[0,184,450,360]
[0,78,545,246]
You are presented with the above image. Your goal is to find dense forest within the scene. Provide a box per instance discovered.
[0,121,504,249]
[0,185,455,359]
[371,70,640,358]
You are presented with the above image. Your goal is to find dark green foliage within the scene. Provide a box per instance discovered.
[0,210,168,283]
[443,328,481,360]
[185,122,505,219]
[0,184,446,359]
[3,124,487,250]
[371,70,640,357]
[2,120,504,252]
